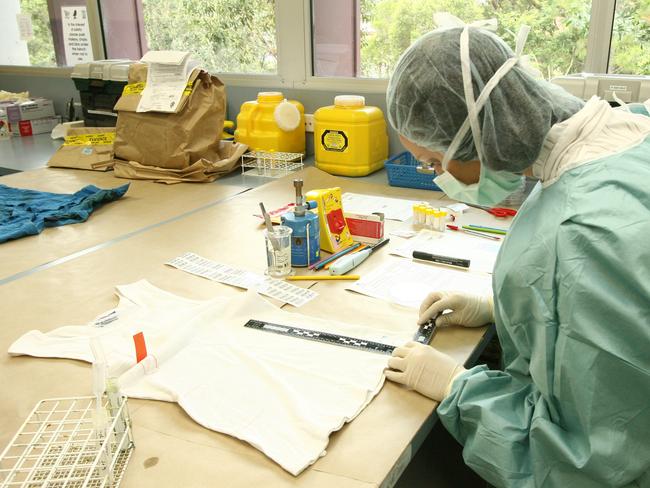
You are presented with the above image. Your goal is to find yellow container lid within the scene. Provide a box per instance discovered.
[334,95,366,108]
[257,91,284,103]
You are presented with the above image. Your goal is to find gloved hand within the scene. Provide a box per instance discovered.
[385,342,466,401]
[418,291,494,327]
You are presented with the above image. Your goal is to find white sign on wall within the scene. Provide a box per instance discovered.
[16,13,33,41]
[61,6,93,65]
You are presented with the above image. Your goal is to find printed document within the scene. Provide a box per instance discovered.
[347,259,492,309]
[391,229,501,273]
[138,51,198,113]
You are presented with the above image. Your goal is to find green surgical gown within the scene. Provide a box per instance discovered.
[438,135,650,487]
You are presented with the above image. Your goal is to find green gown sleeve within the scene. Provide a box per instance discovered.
[437,200,650,487]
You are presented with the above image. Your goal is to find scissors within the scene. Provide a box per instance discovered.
[465,203,517,218]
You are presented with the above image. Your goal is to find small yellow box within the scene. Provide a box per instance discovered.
[305,187,354,253]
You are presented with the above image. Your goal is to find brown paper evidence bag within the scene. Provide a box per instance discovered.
[112,63,246,184]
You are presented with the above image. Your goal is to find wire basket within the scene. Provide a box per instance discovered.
[0,395,134,488]
[385,152,441,191]
[241,151,304,178]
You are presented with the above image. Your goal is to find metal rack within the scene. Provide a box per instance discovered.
[241,151,304,178]
[0,395,134,488]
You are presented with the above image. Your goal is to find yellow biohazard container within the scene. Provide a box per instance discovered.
[234,92,305,154]
[314,95,388,177]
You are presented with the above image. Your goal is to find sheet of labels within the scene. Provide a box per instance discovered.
[166,252,318,307]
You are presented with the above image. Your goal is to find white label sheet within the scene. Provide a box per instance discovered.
[166,252,318,307]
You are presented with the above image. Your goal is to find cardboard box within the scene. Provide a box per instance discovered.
[345,212,385,245]
[3,98,55,124]
[48,127,116,171]
[11,116,61,137]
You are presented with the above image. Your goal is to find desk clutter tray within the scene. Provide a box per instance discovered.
[0,396,134,488]
[385,151,441,191]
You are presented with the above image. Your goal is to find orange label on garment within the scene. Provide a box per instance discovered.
[133,332,148,363]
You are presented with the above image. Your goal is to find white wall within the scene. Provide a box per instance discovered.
[0,0,31,66]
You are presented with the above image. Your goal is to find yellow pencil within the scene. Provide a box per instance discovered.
[285,275,360,281]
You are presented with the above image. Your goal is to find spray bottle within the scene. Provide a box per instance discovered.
[281,179,320,266]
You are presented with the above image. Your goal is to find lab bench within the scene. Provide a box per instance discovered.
[0,139,496,487]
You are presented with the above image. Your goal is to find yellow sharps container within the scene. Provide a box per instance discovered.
[314,95,388,176]
[235,91,305,154]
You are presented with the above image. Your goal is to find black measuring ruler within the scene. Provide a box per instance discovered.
[244,319,437,355]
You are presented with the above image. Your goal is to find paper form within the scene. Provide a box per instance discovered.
[166,252,318,307]
[346,259,491,309]
[391,229,501,274]
[16,13,33,41]
[342,193,420,221]
[138,51,197,113]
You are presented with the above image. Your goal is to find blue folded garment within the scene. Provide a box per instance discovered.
[0,183,129,243]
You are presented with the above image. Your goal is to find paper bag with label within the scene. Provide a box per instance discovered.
[47,127,116,171]
[113,61,225,170]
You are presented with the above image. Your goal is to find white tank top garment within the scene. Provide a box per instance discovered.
[532,96,650,187]
[9,280,413,475]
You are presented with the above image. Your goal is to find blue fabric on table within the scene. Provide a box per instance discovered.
[0,183,129,243]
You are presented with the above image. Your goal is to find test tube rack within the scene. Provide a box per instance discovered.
[0,395,134,488]
[241,151,304,178]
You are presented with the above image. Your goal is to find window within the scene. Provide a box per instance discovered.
[608,0,650,74]
[312,0,647,81]
[1,0,96,67]
[100,0,277,75]
[2,0,648,88]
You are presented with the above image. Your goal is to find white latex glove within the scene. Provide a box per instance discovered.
[385,342,466,401]
[418,291,494,327]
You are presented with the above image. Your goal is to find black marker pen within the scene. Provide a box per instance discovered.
[412,250,471,268]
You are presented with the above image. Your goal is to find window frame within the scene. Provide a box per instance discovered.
[0,0,105,77]
[0,0,620,89]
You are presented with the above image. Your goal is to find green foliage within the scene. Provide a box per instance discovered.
[141,0,277,73]
[610,0,650,74]
[360,0,483,77]
[20,0,56,66]
[17,0,650,77]
[360,0,650,79]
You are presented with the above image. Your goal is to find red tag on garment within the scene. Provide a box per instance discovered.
[133,332,147,363]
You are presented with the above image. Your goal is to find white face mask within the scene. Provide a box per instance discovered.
[433,22,529,206]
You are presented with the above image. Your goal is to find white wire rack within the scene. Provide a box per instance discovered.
[241,151,304,178]
[0,395,134,488]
